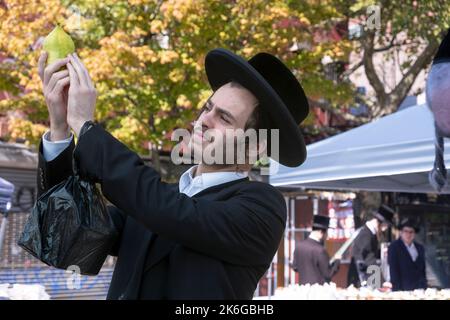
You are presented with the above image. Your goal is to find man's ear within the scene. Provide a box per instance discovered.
[255,139,267,158]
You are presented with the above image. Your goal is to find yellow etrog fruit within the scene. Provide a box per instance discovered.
[42,25,75,65]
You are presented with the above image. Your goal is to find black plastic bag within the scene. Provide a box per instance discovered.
[18,156,118,276]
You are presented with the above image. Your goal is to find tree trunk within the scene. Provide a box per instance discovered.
[361,28,440,118]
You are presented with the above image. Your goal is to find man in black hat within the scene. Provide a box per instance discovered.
[292,215,341,285]
[36,48,309,299]
[347,204,394,287]
[427,29,450,192]
[388,218,427,291]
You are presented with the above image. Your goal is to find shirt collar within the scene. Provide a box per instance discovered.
[179,165,248,196]
[366,221,377,235]
[402,240,416,249]
[309,233,322,243]
[178,166,197,193]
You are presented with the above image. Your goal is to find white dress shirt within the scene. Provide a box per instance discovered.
[178,165,248,196]
[42,131,74,161]
[366,221,377,235]
[308,232,322,244]
[403,241,419,262]
[42,131,248,196]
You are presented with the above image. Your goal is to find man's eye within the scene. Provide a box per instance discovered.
[203,103,212,112]
[221,116,230,124]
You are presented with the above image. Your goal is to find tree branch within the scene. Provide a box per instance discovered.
[340,59,363,80]
[373,33,399,52]
[384,38,440,115]
[362,29,389,108]
[147,0,164,21]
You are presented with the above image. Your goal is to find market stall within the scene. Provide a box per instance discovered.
[268,103,450,291]
[269,104,450,193]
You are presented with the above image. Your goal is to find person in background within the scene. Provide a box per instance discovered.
[347,205,394,287]
[292,215,341,285]
[388,218,427,291]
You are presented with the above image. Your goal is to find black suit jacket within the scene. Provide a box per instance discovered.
[388,239,427,291]
[347,225,379,286]
[292,238,340,285]
[37,125,286,300]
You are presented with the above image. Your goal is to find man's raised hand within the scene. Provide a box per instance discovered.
[66,53,96,137]
[38,51,71,141]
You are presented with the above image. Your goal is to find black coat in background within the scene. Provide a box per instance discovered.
[37,125,287,299]
[347,225,379,287]
[292,237,340,285]
[388,238,427,291]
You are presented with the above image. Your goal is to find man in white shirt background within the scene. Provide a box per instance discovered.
[347,205,394,287]
[388,218,427,291]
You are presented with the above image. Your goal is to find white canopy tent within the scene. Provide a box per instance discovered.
[269,104,450,194]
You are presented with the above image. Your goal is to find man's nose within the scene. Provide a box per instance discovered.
[200,109,214,129]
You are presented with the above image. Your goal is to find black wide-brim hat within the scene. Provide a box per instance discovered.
[371,204,395,225]
[312,215,331,230]
[397,218,420,233]
[433,28,450,65]
[205,48,309,167]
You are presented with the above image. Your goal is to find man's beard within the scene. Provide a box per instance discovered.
[189,133,251,166]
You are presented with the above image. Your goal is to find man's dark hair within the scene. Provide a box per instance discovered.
[228,81,268,164]
[244,103,262,131]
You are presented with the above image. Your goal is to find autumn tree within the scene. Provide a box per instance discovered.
[0,0,67,144]
[1,0,356,150]
[336,0,450,118]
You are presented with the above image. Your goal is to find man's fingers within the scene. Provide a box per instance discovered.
[68,53,89,87]
[47,69,69,93]
[74,53,94,88]
[43,57,70,86]
[50,76,70,95]
[67,62,80,87]
[38,51,48,82]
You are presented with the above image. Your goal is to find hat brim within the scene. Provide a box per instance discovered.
[372,212,393,225]
[399,225,420,233]
[398,223,420,233]
[205,49,307,167]
[312,223,333,230]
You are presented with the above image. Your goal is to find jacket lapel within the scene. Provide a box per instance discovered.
[400,240,421,267]
[142,178,249,273]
